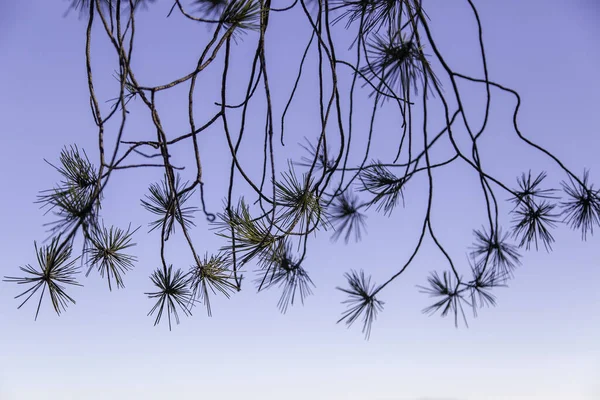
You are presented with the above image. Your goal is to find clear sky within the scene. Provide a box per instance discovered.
[0,1,599,400]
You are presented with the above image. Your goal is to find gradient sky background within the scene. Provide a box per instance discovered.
[1,1,599,399]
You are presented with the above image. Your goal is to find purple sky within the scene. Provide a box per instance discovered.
[0,1,599,399]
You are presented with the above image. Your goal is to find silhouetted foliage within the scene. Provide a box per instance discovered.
[6,0,598,339]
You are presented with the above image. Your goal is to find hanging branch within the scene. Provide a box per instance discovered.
[6,0,597,340]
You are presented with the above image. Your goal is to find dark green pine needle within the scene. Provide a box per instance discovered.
[86,223,139,291]
[221,0,260,32]
[329,191,367,243]
[255,241,315,313]
[187,253,236,317]
[466,258,507,317]
[4,237,81,320]
[37,145,99,236]
[332,0,408,33]
[509,170,557,207]
[274,165,324,233]
[337,269,384,339]
[141,174,197,240]
[361,32,439,97]
[146,266,192,330]
[418,271,468,328]
[193,0,229,17]
[560,171,600,240]
[65,0,156,15]
[359,163,406,216]
[296,137,335,172]
[216,199,279,265]
[470,227,521,279]
[511,200,559,251]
